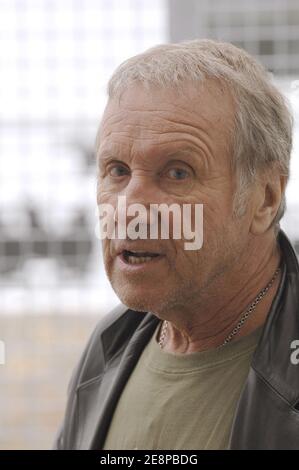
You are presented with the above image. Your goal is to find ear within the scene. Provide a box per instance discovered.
[250,172,286,235]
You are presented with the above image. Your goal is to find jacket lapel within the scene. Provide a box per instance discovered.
[76,311,160,449]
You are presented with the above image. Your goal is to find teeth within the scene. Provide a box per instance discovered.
[127,255,155,264]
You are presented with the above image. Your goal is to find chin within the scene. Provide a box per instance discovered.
[110,283,163,314]
[115,291,155,312]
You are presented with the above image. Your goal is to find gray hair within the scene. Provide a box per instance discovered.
[106,39,294,232]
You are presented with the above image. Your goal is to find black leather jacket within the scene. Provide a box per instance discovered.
[53,230,299,449]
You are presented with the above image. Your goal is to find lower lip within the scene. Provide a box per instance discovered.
[116,253,165,272]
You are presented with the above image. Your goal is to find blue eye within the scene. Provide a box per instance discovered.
[167,168,189,180]
[109,165,129,177]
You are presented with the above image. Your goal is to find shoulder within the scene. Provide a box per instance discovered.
[70,303,132,388]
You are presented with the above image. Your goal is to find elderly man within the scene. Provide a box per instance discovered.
[53,39,299,450]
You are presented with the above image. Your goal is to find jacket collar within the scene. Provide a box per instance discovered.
[251,229,299,405]
[85,312,159,449]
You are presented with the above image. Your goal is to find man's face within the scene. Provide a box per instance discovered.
[97,80,251,317]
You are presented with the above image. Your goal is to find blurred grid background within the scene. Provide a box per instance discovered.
[0,0,298,449]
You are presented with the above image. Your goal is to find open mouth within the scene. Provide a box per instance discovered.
[121,250,161,265]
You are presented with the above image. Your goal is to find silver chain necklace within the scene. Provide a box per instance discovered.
[158,267,280,349]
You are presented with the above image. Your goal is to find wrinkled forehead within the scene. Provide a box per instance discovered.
[96,79,235,157]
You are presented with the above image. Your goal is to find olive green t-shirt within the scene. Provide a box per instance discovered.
[102,321,263,450]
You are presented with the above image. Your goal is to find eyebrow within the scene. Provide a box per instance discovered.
[165,148,200,159]
[98,146,202,162]
[159,147,206,166]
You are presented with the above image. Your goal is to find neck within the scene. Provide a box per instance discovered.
[157,238,282,354]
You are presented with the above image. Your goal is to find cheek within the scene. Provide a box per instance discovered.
[101,239,112,265]
[97,187,116,205]
[171,204,231,263]
[202,200,234,239]
[184,186,234,225]
[170,239,201,273]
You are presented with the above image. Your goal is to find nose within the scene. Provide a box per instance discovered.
[122,173,158,208]
[114,173,160,235]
